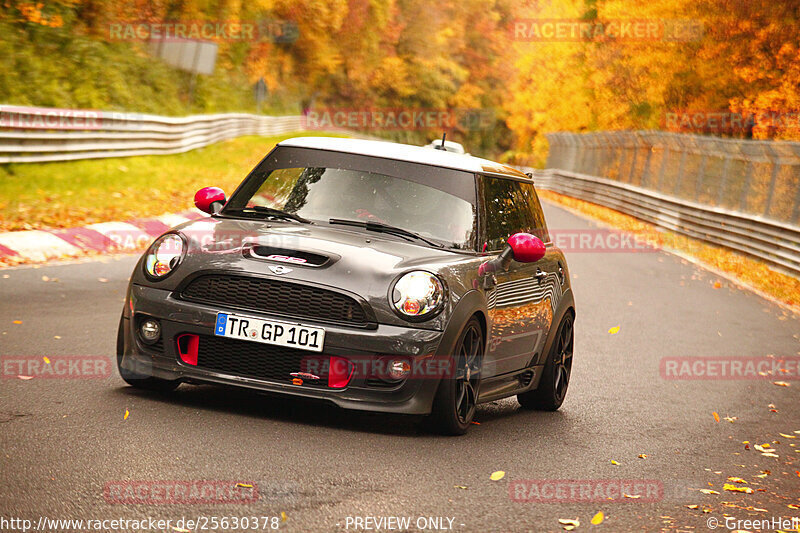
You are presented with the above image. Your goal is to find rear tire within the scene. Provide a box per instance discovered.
[518,313,573,411]
[116,315,179,393]
[428,317,483,435]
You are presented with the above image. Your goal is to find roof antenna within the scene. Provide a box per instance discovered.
[434,132,447,150]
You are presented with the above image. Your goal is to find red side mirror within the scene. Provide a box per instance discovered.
[507,233,546,263]
[194,187,226,214]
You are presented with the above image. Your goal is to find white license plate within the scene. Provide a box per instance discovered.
[214,313,325,352]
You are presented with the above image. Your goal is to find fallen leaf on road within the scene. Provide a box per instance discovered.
[623,494,641,499]
[17,375,33,380]
[591,512,604,525]
[761,452,779,458]
[470,421,481,425]
[558,518,580,530]
[772,381,790,387]
[638,454,647,459]
[281,512,287,522]
[724,416,738,423]
[779,433,796,439]
[170,527,190,533]
[12,320,21,325]
[123,409,129,420]
[608,326,620,334]
[98,277,108,282]
[713,281,721,289]
[699,489,720,495]
[754,444,771,452]
[54,335,61,339]
[686,504,699,509]
[723,483,754,494]
[713,412,720,422]
[727,477,747,484]
[789,504,800,509]
[454,485,468,489]
[43,356,50,364]
[610,460,619,465]
[490,471,505,481]
[235,483,252,488]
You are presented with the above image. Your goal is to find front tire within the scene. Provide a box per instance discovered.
[518,313,573,411]
[428,317,484,435]
[116,315,179,393]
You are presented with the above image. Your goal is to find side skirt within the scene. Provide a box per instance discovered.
[476,364,544,403]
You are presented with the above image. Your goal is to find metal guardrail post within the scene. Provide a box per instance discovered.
[763,144,780,218]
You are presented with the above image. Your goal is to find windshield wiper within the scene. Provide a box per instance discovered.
[228,206,312,224]
[329,218,444,248]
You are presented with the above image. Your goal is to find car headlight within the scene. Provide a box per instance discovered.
[144,234,185,279]
[391,271,444,319]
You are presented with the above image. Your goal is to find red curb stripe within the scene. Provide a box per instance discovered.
[46,227,113,252]
[0,243,20,258]
[129,218,171,236]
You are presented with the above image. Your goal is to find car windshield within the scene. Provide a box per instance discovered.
[223,167,477,249]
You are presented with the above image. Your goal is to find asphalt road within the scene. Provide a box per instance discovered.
[1,202,798,533]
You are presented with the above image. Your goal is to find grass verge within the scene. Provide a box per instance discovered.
[0,132,344,232]
[538,189,800,311]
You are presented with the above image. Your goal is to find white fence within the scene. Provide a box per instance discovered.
[0,105,304,163]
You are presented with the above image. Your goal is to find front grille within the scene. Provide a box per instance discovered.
[193,334,329,386]
[180,274,371,327]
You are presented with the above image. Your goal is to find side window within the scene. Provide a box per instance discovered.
[482,177,537,251]
[520,182,550,243]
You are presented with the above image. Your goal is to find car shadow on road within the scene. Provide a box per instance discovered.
[109,382,568,437]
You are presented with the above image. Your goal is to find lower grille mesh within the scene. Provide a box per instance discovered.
[193,334,329,386]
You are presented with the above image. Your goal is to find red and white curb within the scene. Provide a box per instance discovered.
[0,211,205,265]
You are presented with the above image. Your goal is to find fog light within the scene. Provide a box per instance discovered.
[140,319,161,343]
[387,359,411,381]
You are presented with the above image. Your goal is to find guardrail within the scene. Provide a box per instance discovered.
[546,131,800,226]
[0,105,305,163]
[529,168,800,277]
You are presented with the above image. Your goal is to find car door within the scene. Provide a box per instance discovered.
[480,175,560,376]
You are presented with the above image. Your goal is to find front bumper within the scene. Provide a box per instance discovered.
[120,284,447,415]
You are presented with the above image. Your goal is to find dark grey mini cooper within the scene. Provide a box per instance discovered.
[118,137,575,434]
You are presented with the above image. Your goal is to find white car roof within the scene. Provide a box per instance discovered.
[278,136,527,178]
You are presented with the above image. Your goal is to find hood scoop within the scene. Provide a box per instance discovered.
[245,244,334,267]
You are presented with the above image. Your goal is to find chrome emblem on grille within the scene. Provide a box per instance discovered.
[290,372,320,381]
[268,265,292,275]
